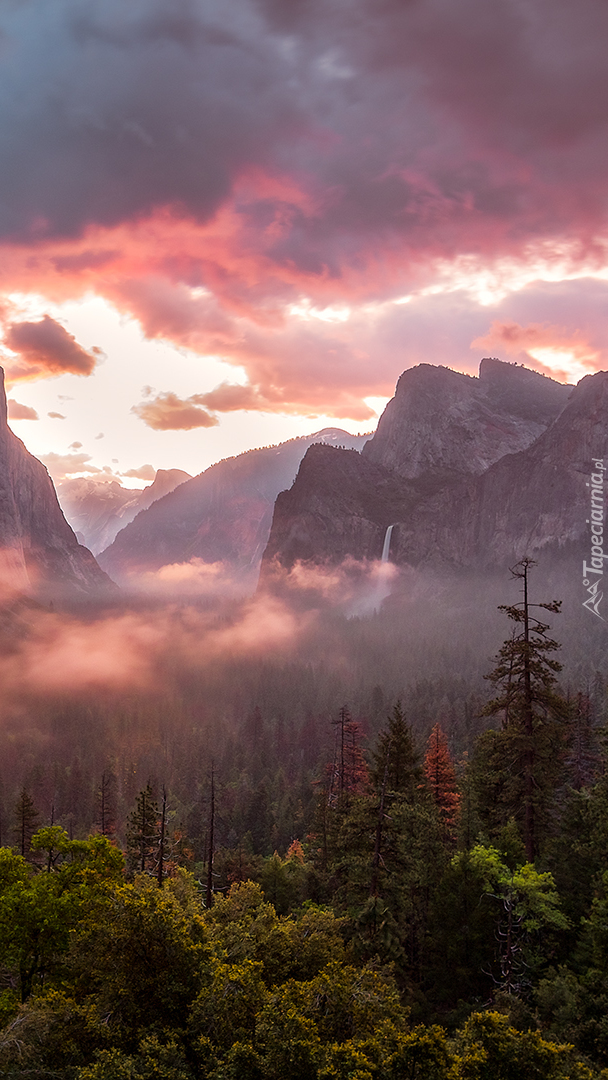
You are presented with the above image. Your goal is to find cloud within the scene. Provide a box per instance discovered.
[122,464,156,481]
[472,319,606,383]
[7,399,39,420]
[263,555,401,615]
[47,410,66,419]
[1,1,608,417]
[132,391,219,430]
[0,591,311,698]
[39,451,102,481]
[1,0,608,263]
[2,315,99,382]
[196,382,266,413]
[69,441,83,449]
[122,558,256,600]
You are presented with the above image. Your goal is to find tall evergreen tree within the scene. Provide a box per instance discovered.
[97,770,117,839]
[13,787,39,858]
[371,700,422,798]
[480,558,569,861]
[126,783,160,876]
[328,707,367,808]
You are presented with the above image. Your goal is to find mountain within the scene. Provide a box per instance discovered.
[261,359,573,574]
[389,368,608,570]
[362,358,571,484]
[97,429,370,581]
[57,468,192,555]
[0,368,115,602]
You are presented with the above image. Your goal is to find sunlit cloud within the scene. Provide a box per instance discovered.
[1,0,608,443]
[38,451,103,481]
[472,320,605,383]
[7,399,39,420]
[2,314,101,384]
[132,390,219,431]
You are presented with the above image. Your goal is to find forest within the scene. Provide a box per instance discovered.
[1,560,608,1077]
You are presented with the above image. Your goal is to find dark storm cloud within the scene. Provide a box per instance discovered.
[2,0,608,264]
[0,0,301,239]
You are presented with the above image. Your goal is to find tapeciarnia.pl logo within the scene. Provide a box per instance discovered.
[582,459,606,620]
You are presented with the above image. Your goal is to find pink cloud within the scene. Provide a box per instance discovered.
[3,315,100,383]
[122,464,156,481]
[7,399,38,420]
[39,451,102,481]
[472,319,606,381]
[131,391,219,431]
[1,3,608,417]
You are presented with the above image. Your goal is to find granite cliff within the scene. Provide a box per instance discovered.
[261,359,575,576]
[390,368,608,569]
[0,369,115,601]
[362,358,570,484]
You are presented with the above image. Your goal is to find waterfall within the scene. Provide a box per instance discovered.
[381,524,395,563]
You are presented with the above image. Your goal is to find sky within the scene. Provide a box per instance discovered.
[2,0,608,486]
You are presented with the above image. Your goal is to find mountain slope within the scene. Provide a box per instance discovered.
[57,468,192,555]
[362,358,571,483]
[98,429,369,580]
[261,360,573,575]
[0,369,115,601]
[390,368,608,569]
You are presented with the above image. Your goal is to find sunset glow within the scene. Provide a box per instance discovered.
[1,0,608,481]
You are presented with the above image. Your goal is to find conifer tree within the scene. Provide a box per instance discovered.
[371,701,422,797]
[126,783,160,876]
[424,724,460,838]
[13,787,39,858]
[97,770,117,839]
[482,558,569,861]
[328,707,368,807]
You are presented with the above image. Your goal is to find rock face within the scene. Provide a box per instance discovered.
[0,369,115,601]
[98,429,369,580]
[261,446,418,568]
[362,359,571,484]
[57,468,191,555]
[262,359,576,576]
[391,368,608,569]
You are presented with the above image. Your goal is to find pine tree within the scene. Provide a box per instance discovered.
[97,770,117,839]
[328,707,367,807]
[126,783,160,876]
[371,701,422,798]
[424,724,460,838]
[482,558,569,861]
[13,787,39,858]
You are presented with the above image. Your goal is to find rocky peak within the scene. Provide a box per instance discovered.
[0,367,115,602]
[388,368,608,570]
[362,358,571,482]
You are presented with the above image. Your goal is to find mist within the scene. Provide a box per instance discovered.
[0,544,604,855]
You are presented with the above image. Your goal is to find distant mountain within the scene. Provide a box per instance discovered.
[98,429,370,581]
[0,368,115,602]
[57,468,192,555]
[261,360,574,573]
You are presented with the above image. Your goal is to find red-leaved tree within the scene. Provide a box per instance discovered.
[424,724,460,839]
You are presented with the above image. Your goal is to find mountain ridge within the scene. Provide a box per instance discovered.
[261,359,576,577]
[98,428,370,580]
[0,368,116,602]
